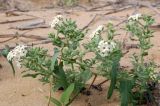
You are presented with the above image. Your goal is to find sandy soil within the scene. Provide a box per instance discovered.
[0,1,160,106]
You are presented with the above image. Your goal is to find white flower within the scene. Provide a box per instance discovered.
[128,14,142,21]
[7,51,16,61]
[89,25,104,39]
[150,72,158,80]
[7,45,28,68]
[109,41,116,51]
[98,40,116,57]
[50,15,63,28]
[56,15,63,19]
[98,40,105,48]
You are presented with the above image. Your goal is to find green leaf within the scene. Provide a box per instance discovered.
[119,80,133,106]
[1,46,10,57]
[50,48,59,71]
[54,62,69,89]
[60,83,75,105]
[50,97,62,106]
[57,62,66,78]
[80,70,92,83]
[107,61,119,99]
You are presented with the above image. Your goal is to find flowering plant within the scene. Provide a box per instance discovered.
[125,14,159,105]
[1,14,160,106]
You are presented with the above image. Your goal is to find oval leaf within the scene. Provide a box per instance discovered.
[60,83,75,105]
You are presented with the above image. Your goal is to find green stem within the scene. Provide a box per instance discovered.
[140,46,145,69]
[9,61,15,76]
[47,76,53,106]
[60,46,64,63]
[71,63,74,71]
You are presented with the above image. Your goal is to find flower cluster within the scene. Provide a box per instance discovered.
[98,40,116,57]
[128,13,142,21]
[50,15,63,28]
[89,25,104,39]
[150,71,159,80]
[7,45,28,68]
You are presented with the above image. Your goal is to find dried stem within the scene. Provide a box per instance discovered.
[0,37,15,43]
[88,74,97,90]
[47,77,52,106]
[97,79,109,86]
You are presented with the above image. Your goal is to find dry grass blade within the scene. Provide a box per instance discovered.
[81,14,97,30]
[104,5,133,15]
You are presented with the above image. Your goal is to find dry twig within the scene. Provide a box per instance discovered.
[81,14,97,30]
[0,18,37,24]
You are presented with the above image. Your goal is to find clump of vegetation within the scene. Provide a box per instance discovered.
[58,0,78,7]
[1,14,160,106]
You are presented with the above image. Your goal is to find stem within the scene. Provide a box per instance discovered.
[122,32,128,49]
[88,74,97,90]
[140,51,144,64]
[47,76,52,106]
[9,61,15,76]
[140,44,145,69]
[59,46,64,63]
[71,63,74,71]
[97,79,109,86]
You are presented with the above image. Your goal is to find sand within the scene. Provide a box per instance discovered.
[0,0,160,106]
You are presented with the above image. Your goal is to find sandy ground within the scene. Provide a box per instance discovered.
[0,1,160,106]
